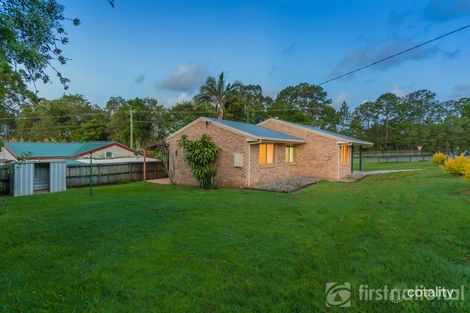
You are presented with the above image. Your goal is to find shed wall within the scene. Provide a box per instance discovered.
[11,163,34,197]
[50,161,67,193]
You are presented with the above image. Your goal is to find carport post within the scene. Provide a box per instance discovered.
[359,146,363,171]
[351,145,354,173]
[89,153,93,196]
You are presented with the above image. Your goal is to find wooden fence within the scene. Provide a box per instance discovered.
[0,161,167,194]
[66,161,167,187]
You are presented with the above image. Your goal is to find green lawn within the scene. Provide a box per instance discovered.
[0,166,469,312]
[353,160,434,171]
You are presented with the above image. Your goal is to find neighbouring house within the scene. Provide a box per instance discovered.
[168,117,373,188]
[1,141,158,197]
[1,141,147,164]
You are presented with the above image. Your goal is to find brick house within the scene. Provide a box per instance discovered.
[168,117,372,188]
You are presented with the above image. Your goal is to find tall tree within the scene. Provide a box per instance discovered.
[0,0,114,111]
[270,83,336,130]
[225,84,272,123]
[14,95,107,141]
[107,97,158,148]
[194,72,241,119]
[0,0,79,105]
[375,92,400,148]
[336,101,351,133]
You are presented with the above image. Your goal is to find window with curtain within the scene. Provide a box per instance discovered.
[340,146,351,165]
[285,146,294,163]
[259,143,275,165]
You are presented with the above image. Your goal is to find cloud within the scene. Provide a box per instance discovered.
[160,92,194,107]
[390,84,408,97]
[268,66,277,76]
[333,92,349,108]
[133,74,145,84]
[327,39,452,79]
[282,42,296,55]
[389,8,415,25]
[263,88,279,98]
[442,49,461,60]
[423,0,470,22]
[160,65,207,92]
[451,83,470,98]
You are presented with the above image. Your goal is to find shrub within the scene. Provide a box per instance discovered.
[444,154,470,176]
[178,134,220,189]
[432,152,447,165]
[465,163,470,181]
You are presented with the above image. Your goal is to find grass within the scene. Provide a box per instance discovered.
[0,166,469,312]
[353,160,434,171]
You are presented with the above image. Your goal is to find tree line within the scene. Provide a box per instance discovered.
[2,73,469,153]
[2,1,468,153]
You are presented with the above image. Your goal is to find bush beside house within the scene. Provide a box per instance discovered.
[178,134,220,189]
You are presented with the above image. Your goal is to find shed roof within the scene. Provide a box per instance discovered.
[4,141,119,158]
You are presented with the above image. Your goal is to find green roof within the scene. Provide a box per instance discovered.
[5,141,114,158]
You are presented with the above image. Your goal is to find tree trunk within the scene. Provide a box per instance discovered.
[217,101,224,119]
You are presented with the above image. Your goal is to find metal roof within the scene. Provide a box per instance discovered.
[5,141,114,158]
[205,118,304,142]
[261,119,373,146]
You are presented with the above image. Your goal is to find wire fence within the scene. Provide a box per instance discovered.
[354,150,433,164]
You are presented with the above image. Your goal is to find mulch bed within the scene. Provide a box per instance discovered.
[248,176,319,193]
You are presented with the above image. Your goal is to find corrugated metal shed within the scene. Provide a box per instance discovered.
[10,163,34,196]
[50,162,67,193]
[10,161,67,197]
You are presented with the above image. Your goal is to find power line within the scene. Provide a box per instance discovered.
[0,108,301,121]
[319,24,470,86]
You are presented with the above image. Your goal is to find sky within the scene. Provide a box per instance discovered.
[37,0,470,109]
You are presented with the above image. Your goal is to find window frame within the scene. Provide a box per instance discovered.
[259,143,275,165]
[340,145,350,165]
[285,146,294,163]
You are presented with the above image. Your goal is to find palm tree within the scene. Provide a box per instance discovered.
[194,72,241,119]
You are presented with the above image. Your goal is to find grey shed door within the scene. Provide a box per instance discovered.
[34,163,50,191]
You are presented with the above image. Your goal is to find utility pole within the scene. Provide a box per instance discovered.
[130,109,134,149]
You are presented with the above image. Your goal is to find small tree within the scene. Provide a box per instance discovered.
[178,134,220,188]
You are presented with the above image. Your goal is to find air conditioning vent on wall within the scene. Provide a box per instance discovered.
[234,153,243,168]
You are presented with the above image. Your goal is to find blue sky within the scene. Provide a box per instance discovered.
[38,0,470,109]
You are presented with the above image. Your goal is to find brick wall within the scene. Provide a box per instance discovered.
[169,118,353,189]
[260,119,351,180]
[248,142,299,186]
[168,119,248,188]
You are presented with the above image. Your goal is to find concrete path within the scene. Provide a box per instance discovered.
[353,169,423,175]
[341,169,423,182]
[146,178,171,184]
